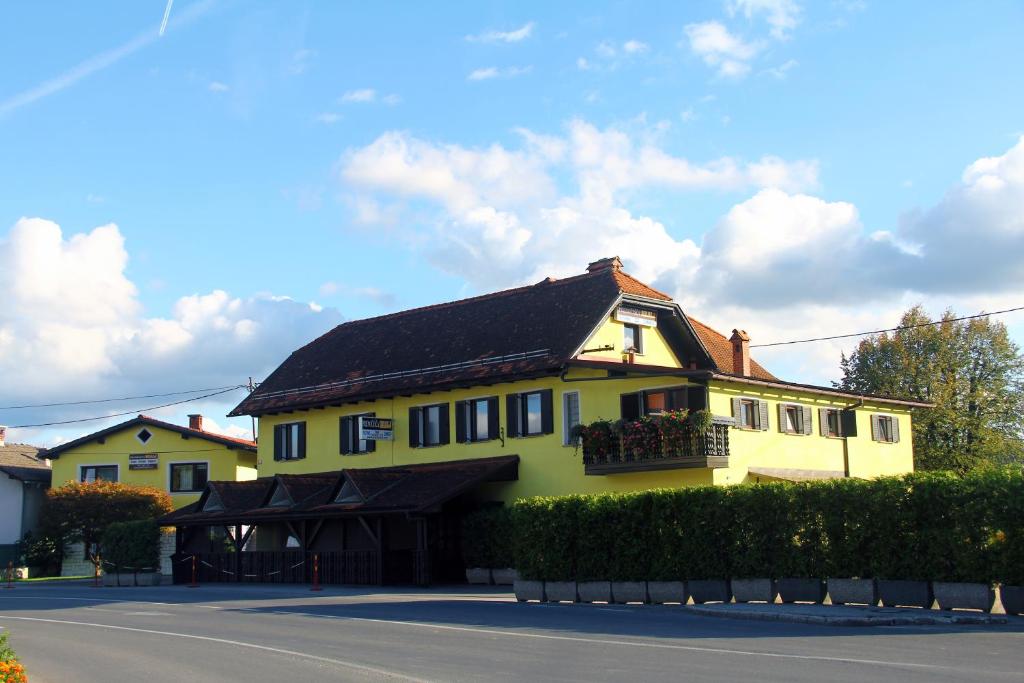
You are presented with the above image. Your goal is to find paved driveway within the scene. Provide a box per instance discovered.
[2,583,1022,682]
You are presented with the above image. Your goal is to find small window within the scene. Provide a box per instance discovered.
[409,404,450,447]
[872,414,899,443]
[81,465,118,483]
[622,387,702,420]
[340,413,376,455]
[822,409,842,437]
[136,428,152,444]
[563,391,581,446]
[623,323,642,354]
[273,422,306,461]
[170,462,208,493]
[456,397,498,443]
[507,389,553,438]
[740,399,757,429]
[732,397,768,431]
[645,391,667,414]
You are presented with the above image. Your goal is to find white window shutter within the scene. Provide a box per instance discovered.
[870,415,880,441]
[819,408,828,436]
[892,417,900,443]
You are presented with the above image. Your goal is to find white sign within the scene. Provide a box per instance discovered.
[615,307,658,328]
[359,416,394,441]
[129,453,159,470]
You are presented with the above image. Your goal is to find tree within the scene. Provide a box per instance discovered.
[39,481,172,574]
[102,520,161,585]
[838,306,1024,471]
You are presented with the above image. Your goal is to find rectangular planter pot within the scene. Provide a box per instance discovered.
[491,568,518,586]
[933,582,995,612]
[465,568,492,585]
[688,579,731,604]
[611,581,648,604]
[731,578,777,603]
[828,578,878,606]
[647,581,687,604]
[102,572,162,587]
[513,580,545,602]
[878,579,934,608]
[577,581,612,603]
[1000,585,1024,615]
[545,581,578,603]
[777,578,826,604]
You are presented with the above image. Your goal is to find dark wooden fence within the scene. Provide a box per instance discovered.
[172,550,384,585]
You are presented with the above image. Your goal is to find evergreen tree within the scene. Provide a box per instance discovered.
[837,306,1024,471]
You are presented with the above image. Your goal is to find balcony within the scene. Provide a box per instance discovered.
[582,417,733,475]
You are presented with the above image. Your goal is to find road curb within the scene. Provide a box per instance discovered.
[683,604,1008,627]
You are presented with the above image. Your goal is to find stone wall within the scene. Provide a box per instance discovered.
[61,541,95,577]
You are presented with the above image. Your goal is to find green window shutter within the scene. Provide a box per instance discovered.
[296,422,306,459]
[455,401,468,443]
[506,394,520,437]
[439,403,451,445]
[840,409,857,437]
[777,403,788,433]
[273,425,284,461]
[819,408,828,436]
[541,389,554,434]
[801,406,813,435]
[870,414,880,441]
[487,397,500,440]
[757,400,769,431]
[891,417,901,443]
[340,417,353,454]
[409,408,422,447]
[731,397,742,421]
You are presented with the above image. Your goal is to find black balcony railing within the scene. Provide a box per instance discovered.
[582,418,732,475]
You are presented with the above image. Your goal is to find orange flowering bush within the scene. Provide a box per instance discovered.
[0,633,26,683]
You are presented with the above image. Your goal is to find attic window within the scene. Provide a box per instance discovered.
[623,324,642,354]
[136,428,153,444]
[335,479,363,504]
[268,484,292,507]
[202,488,225,512]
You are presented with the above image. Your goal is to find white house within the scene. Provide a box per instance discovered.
[0,428,51,566]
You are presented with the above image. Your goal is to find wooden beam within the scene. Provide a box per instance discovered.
[357,516,379,547]
[307,519,326,549]
[239,525,255,549]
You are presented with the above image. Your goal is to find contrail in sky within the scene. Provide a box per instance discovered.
[0,0,214,118]
[159,0,175,37]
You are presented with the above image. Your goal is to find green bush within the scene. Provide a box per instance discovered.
[506,468,1024,585]
[461,506,514,568]
[101,520,160,579]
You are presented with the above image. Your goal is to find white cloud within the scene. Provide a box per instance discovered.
[465,22,535,44]
[207,80,229,92]
[467,66,531,81]
[315,112,341,124]
[0,219,341,445]
[763,58,798,79]
[381,93,402,105]
[576,57,592,71]
[623,40,649,54]
[684,21,761,78]
[596,41,617,58]
[319,282,396,307]
[287,48,314,75]
[728,0,802,40]
[340,88,377,103]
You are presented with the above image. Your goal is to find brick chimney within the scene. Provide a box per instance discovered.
[586,256,623,273]
[730,329,751,376]
[188,414,204,432]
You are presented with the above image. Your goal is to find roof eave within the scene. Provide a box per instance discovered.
[707,372,935,408]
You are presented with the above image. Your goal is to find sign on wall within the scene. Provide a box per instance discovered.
[359,416,394,441]
[615,307,658,328]
[128,453,159,470]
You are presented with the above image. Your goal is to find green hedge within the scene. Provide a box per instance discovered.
[100,520,160,574]
[461,506,515,569]
[499,468,1024,585]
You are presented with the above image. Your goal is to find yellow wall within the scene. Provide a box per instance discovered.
[707,379,915,485]
[50,425,257,508]
[257,369,915,501]
[578,314,682,368]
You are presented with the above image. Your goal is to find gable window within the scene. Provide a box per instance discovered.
[273,422,306,461]
[456,397,499,443]
[732,397,768,431]
[340,413,377,455]
[623,323,642,354]
[621,386,706,421]
[81,465,118,483]
[506,389,554,437]
[778,403,812,435]
[170,462,208,493]
[562,391,581,446]
[871,414,900,443]
[409,403,450,447]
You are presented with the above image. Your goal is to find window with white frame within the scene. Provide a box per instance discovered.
[562,391,581,446]
[80,465,118,483]
[623,323,642,354]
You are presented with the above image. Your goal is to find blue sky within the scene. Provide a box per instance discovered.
[2,1,1023,445]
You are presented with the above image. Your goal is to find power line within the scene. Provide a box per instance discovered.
[751,305,1024,348]
[0,385,246,410]
[9,386,245,429]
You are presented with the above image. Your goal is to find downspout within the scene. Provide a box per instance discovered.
[841,398,864,478]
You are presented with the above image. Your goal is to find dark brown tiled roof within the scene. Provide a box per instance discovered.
[688,317,777,381]
[159,455,519,525]
[0,444,51,483]
[42,414,256,460]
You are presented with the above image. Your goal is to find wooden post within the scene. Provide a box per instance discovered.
[376,517,384,585]
[235,524,243,583]
[188,555,199,588]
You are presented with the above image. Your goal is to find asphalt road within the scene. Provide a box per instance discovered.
[1,583,1022,682]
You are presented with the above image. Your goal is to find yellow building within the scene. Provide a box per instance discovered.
[161,257,928,586]
[45,414,257,508]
